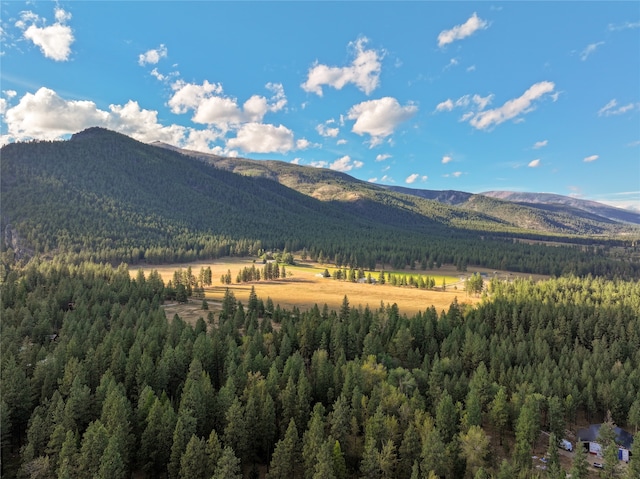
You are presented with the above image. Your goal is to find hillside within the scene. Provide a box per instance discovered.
[2,128,639,277]
[159,143,640,236]
[482,190,640,224]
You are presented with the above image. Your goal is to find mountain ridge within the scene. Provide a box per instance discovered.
[155,140,640,233]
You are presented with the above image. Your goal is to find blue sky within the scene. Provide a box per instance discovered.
[1,1,639,210]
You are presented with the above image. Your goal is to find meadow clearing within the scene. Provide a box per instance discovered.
[128,257,538,324]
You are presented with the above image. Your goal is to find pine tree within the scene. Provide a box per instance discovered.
[169,409,197,479]
[546,432,563,479]
[460,425,489,478]
[490,386,509,445]
[312,440,336,479]
[267,419,300,479]
[331,440,347,479]
[178,435,209,479]
[212,446,242,479]
[78,420,108,477]
[97,434,126,479]
[223,397,247,463]
[569,448,589,479]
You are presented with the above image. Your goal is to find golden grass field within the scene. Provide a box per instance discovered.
[129,258,519,324]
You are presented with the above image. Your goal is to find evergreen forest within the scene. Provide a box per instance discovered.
[1,259,639,478]
[1,128,640,478]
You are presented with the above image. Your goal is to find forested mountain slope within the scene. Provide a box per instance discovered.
[2,128,639,277]
[161,143,640,235]
[482,190,640,224]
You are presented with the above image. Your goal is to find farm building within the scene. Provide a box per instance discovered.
[576,424,634,462]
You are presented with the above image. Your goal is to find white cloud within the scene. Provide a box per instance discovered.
[291,158,301,165]
[436,94,490,113]
[472,94,493,110]
[435,99,455,112]
[296,138,311,150]
[528,159,541,168]
[583,154,599,163]
[442,155,453,164]
[533,140,548,149]
[168,80,286,129]
[18,8,74,61]
[138,44,168,66]
[316,120,339,137]
[336,139,347,145]
[309,160,328,168]
[406,173,420,184]
[368,177,378,183]
[438,13,488,47]
[580,41,604,61]
[444,171,463,178]
[466,65,476,72]
[4,90,17,98]
[598,99,639,117]
[329,155,364,172]
[348,96,417,146]
[1,87,189,145]
[265,82,287,112]
[301,37,382,96]
[380,174,394,183]
[0,98,7,115]
[469,81,556,130]
[406,174,428,184]
[375,153,391,162]
[168,80,224,114]
[226,122,299,154]
[608,21,640,31]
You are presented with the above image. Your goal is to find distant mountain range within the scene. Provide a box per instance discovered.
[153,141,640,234]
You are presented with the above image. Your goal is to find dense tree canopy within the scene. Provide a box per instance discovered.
[1,256,638,478]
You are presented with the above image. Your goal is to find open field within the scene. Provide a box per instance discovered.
[130,258,550,323]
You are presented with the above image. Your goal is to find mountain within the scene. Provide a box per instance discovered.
[156,142,640,236]
[2,128,639,278]
[481,190,640,225]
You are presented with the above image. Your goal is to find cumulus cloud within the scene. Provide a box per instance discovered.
[291,158,301,165]
[438,12,488,47]
[1,87,189,145]
[435,99,454,112]
[316,120,339,137]
[168,80,286,129]
[375,153,391,162]
[583,154,599,163]
[348,96,417,146]
[580,41,604,61]
[0,98,7,115]
[469,81,556,130]
[528,159,541,168]
[533,140,548,149]
[301,37,382,96]
[368,177,378,183]
[226,123,305,154]
[329,155,364,172]
[18,8,74,61]
[406,174,428,184]
[138,44,168,66]
[442,155,453,164]
[598,99,639,117]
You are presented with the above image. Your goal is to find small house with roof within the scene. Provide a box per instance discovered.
[576,424,634,463]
